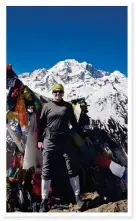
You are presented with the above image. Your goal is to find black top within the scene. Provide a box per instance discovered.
[38,99,82,142]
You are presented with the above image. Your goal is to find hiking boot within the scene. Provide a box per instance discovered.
[39,199,49,212]
[75,195,84,208]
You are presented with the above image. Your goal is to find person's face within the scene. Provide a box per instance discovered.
[52,90,64,102]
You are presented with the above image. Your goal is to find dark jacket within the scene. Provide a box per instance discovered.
[38,99,82,142]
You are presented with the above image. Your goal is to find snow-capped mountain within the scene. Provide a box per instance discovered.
[6,59,128,164]
[19,59,128,128]
[18,59,128,167]
[6,60,128,208]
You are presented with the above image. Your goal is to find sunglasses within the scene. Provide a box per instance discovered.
[53,90,63,94]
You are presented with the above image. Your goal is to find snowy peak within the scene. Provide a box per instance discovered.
[19,59,111,86]
[18,72,30,78]
[49,59,85,76]
[19,59,127,127]
[49,59,109,79]
[110,70,126,79]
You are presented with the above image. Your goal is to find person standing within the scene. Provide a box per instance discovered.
[38,84,84,212]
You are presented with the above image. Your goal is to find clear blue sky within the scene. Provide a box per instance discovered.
[7,6,127,76]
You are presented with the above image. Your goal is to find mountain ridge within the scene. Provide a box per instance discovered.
[18,59,127,128]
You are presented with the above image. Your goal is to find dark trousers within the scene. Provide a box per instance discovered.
[42,135,79,180]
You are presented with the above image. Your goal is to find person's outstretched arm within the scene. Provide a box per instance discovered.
[68,103,83,136]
